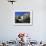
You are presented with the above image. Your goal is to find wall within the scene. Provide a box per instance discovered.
[0,0,46,42]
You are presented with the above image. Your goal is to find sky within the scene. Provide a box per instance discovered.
[15,12,30,16]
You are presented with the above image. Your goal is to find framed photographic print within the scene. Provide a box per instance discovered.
[15,10,32,26]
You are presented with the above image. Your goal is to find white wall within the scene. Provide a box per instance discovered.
[0,0,46,42]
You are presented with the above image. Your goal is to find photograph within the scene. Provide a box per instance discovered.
[15,11,32,25]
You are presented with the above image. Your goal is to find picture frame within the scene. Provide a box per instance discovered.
[14,10,33,26]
